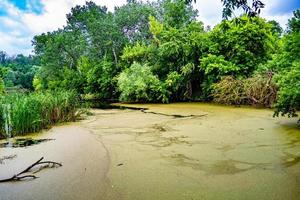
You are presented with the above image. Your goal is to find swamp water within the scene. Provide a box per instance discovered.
[0,138,53,148]
[0,103,299,200]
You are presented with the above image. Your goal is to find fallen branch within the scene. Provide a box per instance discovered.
[141,109,207,118]
[0,157,62,183]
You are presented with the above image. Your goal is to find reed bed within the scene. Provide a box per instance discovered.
[0,91,80,138]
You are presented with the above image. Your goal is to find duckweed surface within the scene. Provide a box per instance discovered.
[0,103,299,200]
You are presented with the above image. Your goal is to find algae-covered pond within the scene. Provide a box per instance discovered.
[0,103,300,200]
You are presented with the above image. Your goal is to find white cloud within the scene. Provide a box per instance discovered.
[0,0,128,55]
[260,0,293,28]
[0,0,296,55]
[193,0,223,27]
[0,17,20,28]
[0,31,33,55]
[193,0,292,28]
[22,0,128,34]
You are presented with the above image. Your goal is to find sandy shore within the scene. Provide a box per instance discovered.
[0,124,114,200]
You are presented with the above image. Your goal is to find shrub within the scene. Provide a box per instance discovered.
[243,73,277,107]
[212,76,245,105]
[212,74,277,107]
[200,54,239,98]
[274,62,300,117]
[117,62,167,102]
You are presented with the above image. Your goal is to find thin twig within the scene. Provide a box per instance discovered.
[16,157,44,176]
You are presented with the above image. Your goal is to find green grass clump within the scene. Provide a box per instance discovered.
[0,91,80,138]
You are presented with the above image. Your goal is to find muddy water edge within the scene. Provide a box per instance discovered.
[0,103,300,200]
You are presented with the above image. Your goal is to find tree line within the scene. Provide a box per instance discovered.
[0,52,39,92]
[0,0,299,118]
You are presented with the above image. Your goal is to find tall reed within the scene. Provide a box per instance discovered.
[0,91,80,138]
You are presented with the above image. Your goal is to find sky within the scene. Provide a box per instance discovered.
[0,0,299,55]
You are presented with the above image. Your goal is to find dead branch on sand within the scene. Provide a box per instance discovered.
[0,157,62,183]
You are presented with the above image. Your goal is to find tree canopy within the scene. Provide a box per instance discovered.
[1,1,299,121]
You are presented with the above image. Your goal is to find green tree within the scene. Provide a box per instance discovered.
[0,52,40,90]
[83,57,117,99]
[33,29,87,92]
[162,0,197,28]
[274,62,300,117]
[208,15,274,77]
[200,54,239,98]
[268,20,283,36]
[115,1,157,43]
[33,1,159,100]
[287,9,300,33]
[122,15,208,101]
[273,10,300,118]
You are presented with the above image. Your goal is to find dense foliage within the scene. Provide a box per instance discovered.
[117,62,167,102]
[1,1,299,121]
[272,10,300,117]
[32,1,159,100]
[0,52,39,91]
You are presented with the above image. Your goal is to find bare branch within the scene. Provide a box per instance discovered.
[0,157,62,183]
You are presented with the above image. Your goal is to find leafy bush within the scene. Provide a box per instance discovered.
[274,62,300,117]
[264,10,300,118]
[117,62,167,102]
[121,43,155,65]
[200,54,239,98]
[83,57,117,99]
[208,15,275,76]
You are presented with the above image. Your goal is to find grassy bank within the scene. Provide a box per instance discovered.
[0,91,80,138]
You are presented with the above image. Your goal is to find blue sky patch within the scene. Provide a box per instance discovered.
[0,9,7,16]
[9,0,27,10]
[0,2,8,16]
[7,0,44,14]
[270,0,300,15]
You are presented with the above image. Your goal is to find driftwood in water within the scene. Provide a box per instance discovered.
[141,109,208,118]
[0,157,62,183]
